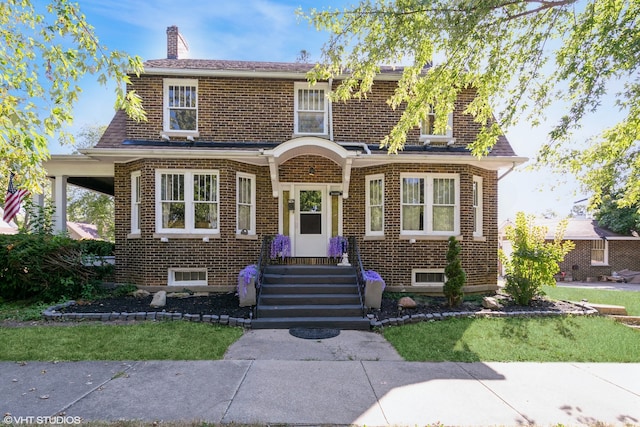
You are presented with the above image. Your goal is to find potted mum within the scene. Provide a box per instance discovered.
[363,269,385,309]
[238,264,258,307]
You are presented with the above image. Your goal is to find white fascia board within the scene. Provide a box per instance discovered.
[142,67,403,81]
[45,155,115,176]
[81,148,267,166]
[352,154,529,170]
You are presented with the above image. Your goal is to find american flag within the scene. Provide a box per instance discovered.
[3,173,29,224]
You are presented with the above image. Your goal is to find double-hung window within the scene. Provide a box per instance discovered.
[131,171,141,235]
[473,176,483,237]
[366,174,384,236]
[156,170,219,234]
[294,82,329,135]
[420,106,453,143]
[591,239,608,265]
[401,173,459,235]
[163,79,198,134]
[236,173,256,235]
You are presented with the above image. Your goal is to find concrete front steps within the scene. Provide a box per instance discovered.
[251,264,371,330]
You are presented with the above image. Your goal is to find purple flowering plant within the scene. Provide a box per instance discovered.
[363,269,385,290]
[328,236,348,258]
[238,264,258,297]
[270,234,291,259]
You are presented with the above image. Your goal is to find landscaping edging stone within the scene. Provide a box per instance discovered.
[42,300,598,329]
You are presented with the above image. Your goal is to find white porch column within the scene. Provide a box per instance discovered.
[51,176,67,234]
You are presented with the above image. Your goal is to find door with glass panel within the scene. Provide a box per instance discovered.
[294,187,327,256]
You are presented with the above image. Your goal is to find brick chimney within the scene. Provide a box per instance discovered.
[166,26,189,59]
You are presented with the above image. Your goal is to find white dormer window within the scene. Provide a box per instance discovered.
[163,78,198,136]
[294,82,329,136]
[420,107,454,144]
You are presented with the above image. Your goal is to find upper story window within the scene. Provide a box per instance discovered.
[156,170,219,234]
[420,106,453,143]
[294,82,329,136]
[401,173,460,236]
[366,174,384,236]
[163,79,198,134]
[473,176,483,238]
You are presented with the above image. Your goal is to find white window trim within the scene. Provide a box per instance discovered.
[420,111,454,144]
[236,172,256,235]
[473,175,483,238]
[163,78,199,136]
[365,174,384,237]
[412,268,446,287]
[131,171,141,235]
[294,81,329,136]
[168,268,207,286]
[155,169,220,235]
[400,173,460,236]
[591,239,609,266]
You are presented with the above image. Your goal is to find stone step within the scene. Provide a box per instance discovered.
[251,316,371,330]
[257,304,363,318]
[260,283,360,295]
[264,265,356,276]
[259,293,361,305]
[262,273,356,285]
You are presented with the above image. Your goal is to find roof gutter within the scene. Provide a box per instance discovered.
[142,67,403,81]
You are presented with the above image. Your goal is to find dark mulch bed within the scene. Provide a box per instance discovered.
[58,291,583,321]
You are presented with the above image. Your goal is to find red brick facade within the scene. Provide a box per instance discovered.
[105,69,518,292]
[558,240,640,281]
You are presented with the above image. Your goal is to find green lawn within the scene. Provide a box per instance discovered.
[0,322,243,361]
[543,285,640,315]
[383,316,640,362]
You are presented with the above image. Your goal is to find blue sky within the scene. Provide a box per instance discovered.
[57,0,614,222]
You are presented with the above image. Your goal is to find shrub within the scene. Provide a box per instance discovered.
[77,239,115,256]
[499,212,575,305]
[443,236,466,307]
[0,234,109,302]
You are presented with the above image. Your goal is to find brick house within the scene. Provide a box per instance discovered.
[71,26,525,293]
[499,217,640,281]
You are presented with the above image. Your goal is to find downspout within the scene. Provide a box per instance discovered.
[328,77,334,142]
[498,162,517,181]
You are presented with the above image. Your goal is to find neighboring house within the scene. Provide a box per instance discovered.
[67,222,103,240]
[61,26,525,292]
[499,217,640,281]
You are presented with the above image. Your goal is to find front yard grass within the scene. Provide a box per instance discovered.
[383,316,640,362]
[0,322,243,361]
[542,285,640,315]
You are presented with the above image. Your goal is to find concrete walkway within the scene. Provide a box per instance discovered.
[2,329,639,426]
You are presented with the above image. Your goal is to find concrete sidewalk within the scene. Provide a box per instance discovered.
[2,330,639,426]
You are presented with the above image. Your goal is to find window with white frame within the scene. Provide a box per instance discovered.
[473,176,483,237]
[156,170,219,234]
[294,82,329,135]
[401,173,459,235]
[420,106,453,141]
[236,172,256,235]
[591,239,608,265]
[412,269,446,286]
[168,268,207,286]
[366,174,384,236]
[131,171,141,234]
[163,79,198,133]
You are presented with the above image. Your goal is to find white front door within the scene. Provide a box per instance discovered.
[294,186,328,256]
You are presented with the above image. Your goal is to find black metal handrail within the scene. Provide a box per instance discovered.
[348,236,366,317]
[253,235,272,319]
